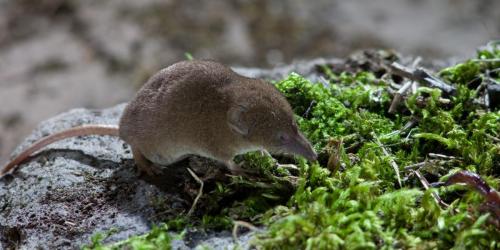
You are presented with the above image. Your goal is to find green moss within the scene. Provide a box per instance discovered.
[83,224,175,250]
[201,215,233,230]
[440,42,500,86]
[440,60,481,85]
[84,44,499,249]
[254,44,500,249]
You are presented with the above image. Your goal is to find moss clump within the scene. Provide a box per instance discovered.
[440,60,481,86]
[83,224,175,250]
[84,44,499,249]
[255,44,500,249]
[440,41,500,85]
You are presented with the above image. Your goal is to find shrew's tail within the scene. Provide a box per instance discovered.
[0,124,119,178]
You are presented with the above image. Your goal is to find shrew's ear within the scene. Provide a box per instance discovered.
[227,104,249,136]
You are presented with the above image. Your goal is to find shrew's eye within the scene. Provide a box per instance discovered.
[278,132,289,143]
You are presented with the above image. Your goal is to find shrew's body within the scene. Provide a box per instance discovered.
[1,60,316,177]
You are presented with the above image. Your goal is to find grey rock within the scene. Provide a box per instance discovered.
[234,58,343,83]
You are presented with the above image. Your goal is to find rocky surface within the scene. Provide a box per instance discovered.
[0,59,341,249]
[0,103,255,249]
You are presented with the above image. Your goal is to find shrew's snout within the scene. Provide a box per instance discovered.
[284,132,317,161]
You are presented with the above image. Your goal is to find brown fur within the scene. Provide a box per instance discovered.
[120,60,316,170]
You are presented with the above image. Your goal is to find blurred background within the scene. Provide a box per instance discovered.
[0,0,499,161]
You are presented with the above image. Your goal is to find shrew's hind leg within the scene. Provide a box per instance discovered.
[132,147,163,176]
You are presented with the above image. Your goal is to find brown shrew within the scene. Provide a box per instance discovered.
[0,60,317,178]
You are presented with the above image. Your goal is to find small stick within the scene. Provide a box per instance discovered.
[428,153,457,160]
[389,62,416,79]
[406,57,420,96]
[388,80,413,113]
[411,57,422,68]
[411,79,418,94]
[390,82,403,89]
[371,132,402,188]
[389,56,422,106]
[488,68,500,74]
[390,62,456,96]
[303,100,316,118]
[232,220,261,243]
[382,118,418,140]
[402,118,418,131]
[259,150,273,158]
[413,169,448,208]
[485,133,500,143]
[277,163,299,171]
[403,161,428,170]
[471,58,500,63]
[319,76,330,86]
[187,168,204,216]
[397,80,414,94]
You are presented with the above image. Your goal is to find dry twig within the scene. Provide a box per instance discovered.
[390,62,456,96]
[303,100,316,118]
[471,58,500,63]
[277,163,299,171]
[232,220,261,244]
[388,80,413,113]
[383,118,418,138]
[403,161,428,170]
[413,169,449,208]
[428,153,457,160]
[371,132,402,188]
[485,133,500,143]
[388,57,420,113]
[187,168,204,216]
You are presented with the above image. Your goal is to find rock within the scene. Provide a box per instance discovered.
[1,104,147,249]
[0,59,340,249]
[234,58,343,83]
